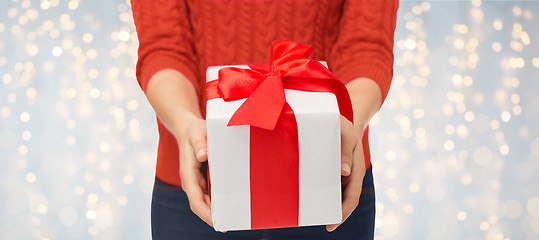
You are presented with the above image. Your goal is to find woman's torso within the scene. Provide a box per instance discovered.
[157,0,349,186]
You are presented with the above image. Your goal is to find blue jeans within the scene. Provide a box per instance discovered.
[151,168,375,240]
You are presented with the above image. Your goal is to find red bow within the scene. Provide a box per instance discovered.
[208,40,353,130]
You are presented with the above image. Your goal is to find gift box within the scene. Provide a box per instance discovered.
[205,40,353,231]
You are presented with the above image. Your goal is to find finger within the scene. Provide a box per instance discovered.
[340,120,356,176]
[189,126,208,162]
[341,142,353,176]
[199,173,209,194]
[182,171,213,226]
[189,194,213,226]
[180,146,213,226]
[327,146,365,232]
[326,174,363,232]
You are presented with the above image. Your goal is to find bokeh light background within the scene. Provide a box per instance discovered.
[1,0,538,239]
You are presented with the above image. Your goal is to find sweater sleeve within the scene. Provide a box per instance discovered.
[329,0,399,103]
[131,0,199,93]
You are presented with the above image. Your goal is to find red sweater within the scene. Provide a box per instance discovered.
[132,0,398,187]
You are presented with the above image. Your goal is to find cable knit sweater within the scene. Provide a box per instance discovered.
[132,0,398,186]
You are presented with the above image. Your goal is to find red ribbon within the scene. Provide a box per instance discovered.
[206,40,353,128]
[206,40,353,229]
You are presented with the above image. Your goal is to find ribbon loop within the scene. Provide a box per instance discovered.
[218,67,266,101]
[270,40,313,72]
[227,75,286,130]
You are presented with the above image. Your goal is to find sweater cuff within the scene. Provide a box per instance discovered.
[335,61,392,103]
[137,51,199,94]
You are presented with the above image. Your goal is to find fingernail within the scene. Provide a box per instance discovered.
[197,149,205,159]
[342,163,351,175]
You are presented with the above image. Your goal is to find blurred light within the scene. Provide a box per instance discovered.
[513,6,522,17]
[66,119,77,129]
[528,197,539,217]
[403,204,414,214]
[89,88,101,98]
[85,210,96,220]
[510,77,520,88]
[99,142,110,153]
[457,211,467,221]
[471,8,484,20]
[65,88,77,98]
[510,41,523,52]
[84,172,94,182]
[404,38,416,50]
[50,29,59,38]
[412,5,422,15]
[29,194,48,214]
[456,124,468,138]
[444,140,455,151]
[82,33,93,43]
[127,100,138,110]
[66,135,76,146]
[87,49,97,59]
[0,107,11,118]
[461,174,472,185]
[493,18,503,31]
[20,112,30,122]
[512,105,522,115]
[454,38,465,49]
[41,1,52,10]
[409,183,420,193]
[510,94,520,104]
[26,43,38,56]
[59,207,78,227]
[505,200,523,219]
[520,32,530,45]
[412,109,425,119]
[479,221,490,231]
[51,46,62,57]
[453,24,469,34]
[88,194,99,203]
[452,74,463,86]
[7,93,16,103]
[464,111,475,122]
[533,57,539,68]
[463,76,473,87]
[499,144,510,155]
[501,111,511,122]
[420,2,431,11]
[26,172,36,183]
[445,125,455,135]
[22,130,32,141]
[74,186,85,195]
[118,30,130,41]
[118,196,128,206]
[88,226,98,235]
[68,0,79,10]
[386,151,397,161]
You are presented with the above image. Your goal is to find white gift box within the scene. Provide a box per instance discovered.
[205,65,342,231]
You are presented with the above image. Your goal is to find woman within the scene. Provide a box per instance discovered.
[131,1,398,239]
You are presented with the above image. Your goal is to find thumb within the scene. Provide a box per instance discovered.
[341,118,355,176]
[189,128,208,162]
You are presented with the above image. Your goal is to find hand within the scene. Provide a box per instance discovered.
[326,116,366,232]
[176,116,213,227]
[144,70,213,226]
